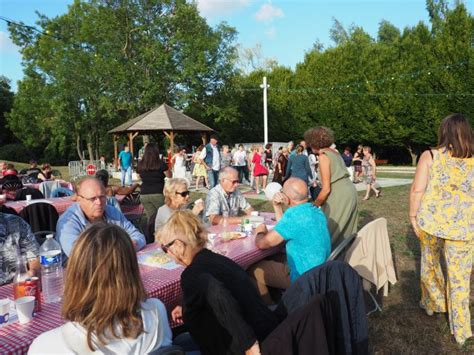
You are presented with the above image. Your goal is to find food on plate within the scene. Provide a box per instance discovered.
[145,252,171,265]
[221,232,246,241]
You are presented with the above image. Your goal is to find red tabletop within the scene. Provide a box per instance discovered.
[0,213,280,354]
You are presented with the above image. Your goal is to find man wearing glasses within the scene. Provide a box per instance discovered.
[56,178,146,258]
[205,167,253,225]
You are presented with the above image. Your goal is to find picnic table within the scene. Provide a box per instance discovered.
[0,213,280,354]
[4,195,144,219]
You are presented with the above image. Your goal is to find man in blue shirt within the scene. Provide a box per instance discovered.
[248,177,330,304]
[56,178,146,258]
[118,145,133,186]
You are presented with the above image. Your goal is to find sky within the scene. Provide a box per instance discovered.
[1,0,473,91]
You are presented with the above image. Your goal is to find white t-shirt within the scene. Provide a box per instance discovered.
[232,150,247,167]
[28,298,172,355]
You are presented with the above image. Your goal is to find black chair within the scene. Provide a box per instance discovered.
[19,202,59,245]
[51,187,74,198]
[145,210,158,244]
[15,188,44,201]
[2,180,23,192]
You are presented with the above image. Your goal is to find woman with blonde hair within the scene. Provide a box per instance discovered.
[304,126,358,247]
[192,145,208,190]
[156,211,278,355]
[29,223,172,353]
[154,178,204,232]
[361,146,380,200]
[410,113,473,345]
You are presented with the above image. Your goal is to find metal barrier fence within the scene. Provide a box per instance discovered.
[68,160,113,180]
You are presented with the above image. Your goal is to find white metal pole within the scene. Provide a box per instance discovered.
[260,76,269,145]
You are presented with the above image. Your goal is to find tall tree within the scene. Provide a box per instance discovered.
[7,0,237,161]
[0,76,15,146]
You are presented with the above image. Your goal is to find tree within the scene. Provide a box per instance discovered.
[0,76,15,146]
[7,0,237,161]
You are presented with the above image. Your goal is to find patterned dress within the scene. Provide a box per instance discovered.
[416,149,474,344]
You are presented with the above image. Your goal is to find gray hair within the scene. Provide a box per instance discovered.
[219,166,238,181]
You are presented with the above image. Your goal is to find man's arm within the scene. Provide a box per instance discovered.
[18,218,41,277]
[255,226,285,250]
[114,182,139,195]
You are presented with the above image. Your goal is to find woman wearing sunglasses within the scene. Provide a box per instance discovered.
[154,178,204,232]
[157,211,279,355]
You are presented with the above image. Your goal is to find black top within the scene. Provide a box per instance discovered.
[138,166,167,195]
[353,151,363,166]
[181,249,279,355]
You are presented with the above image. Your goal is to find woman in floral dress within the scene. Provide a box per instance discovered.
[409,113,473,345]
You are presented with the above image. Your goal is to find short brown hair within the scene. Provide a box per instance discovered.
[304,127,334,150]
[437,113,473,158]
[62,223,146,351]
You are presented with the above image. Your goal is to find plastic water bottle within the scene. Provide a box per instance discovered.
[39,234,64,303]
[222,211,230,234]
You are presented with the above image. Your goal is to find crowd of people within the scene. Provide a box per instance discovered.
[0,113,472,352]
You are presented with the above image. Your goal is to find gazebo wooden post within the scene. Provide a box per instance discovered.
[201,133,207,145]
[164,131,176,152]
[113,134,119,168]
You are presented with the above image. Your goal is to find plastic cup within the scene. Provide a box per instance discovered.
[0,299,10,326]
[0,194,6,203]
[26,195,32,202]
[15,296,35,324]
[207,233,217,245]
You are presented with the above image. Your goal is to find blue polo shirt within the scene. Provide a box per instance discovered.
[274,202,330,282]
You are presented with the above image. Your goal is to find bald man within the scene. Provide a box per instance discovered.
[248,177,330,304]
[56,177,146,257]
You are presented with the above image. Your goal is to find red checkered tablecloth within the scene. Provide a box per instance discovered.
[0,213,280,354]
[5,197,144,219]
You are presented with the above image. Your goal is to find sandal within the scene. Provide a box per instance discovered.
[376,191,381,198]
[362,197,369,201]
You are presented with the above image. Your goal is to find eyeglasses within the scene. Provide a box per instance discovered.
[175,191,190,197]
[161,239,182,253]
[224,178,239,185]
[78,194,107,203]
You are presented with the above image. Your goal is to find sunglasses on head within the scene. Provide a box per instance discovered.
[175,191,190,197]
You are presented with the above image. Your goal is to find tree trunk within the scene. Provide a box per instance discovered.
[87,141,95,162]
[407,146,418,166]
[76,135,84,161]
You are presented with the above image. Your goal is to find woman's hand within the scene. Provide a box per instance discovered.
[192,200,204,215]
[245,341,261,355]
[171,306,184,324]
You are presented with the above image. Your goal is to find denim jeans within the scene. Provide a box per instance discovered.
[121,166,132,186]
[207,169,220,188]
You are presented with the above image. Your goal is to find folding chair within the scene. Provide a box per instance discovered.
[15,187,44,201]
[19,202,59,245]
[344,218,397,315]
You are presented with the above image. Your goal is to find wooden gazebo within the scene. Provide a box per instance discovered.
[108,103,214,163]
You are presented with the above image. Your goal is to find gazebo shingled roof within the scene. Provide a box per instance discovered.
[108,103,214,165]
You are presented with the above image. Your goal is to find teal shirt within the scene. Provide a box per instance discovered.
[119,150,132,169]
[274,202,331,282]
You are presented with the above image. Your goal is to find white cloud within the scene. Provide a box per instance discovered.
[196,0,252,17]
[0,32,19,53]
[265,26,276,39]
[254,3,284,23]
